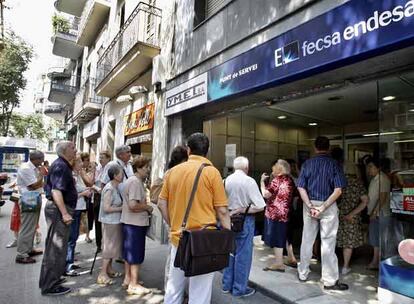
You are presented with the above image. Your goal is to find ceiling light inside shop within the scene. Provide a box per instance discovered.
[363,131,404,137]
[394,139,414,143]
[409,109,414,112]
[278,115,287,120]
[382,96,396,101]
[308,122,318,126]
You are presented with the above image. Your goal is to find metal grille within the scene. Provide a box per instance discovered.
[206,0,229,18]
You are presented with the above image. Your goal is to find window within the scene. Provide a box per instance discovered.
[119,2,126,28]
[194,0,230,27]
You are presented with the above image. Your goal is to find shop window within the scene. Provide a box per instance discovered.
[378,70,414,301]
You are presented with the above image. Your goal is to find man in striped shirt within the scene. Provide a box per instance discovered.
[297,136,348,290]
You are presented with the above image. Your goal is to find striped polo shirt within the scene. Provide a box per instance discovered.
[297,153,346,201]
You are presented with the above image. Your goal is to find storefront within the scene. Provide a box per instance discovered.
[165,0,414,302]
[124,103,155,159]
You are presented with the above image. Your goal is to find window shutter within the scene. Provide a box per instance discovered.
[206,0,229,19]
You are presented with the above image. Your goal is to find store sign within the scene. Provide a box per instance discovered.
[391,187,414,215]
[83,117,100,138]
[124,103,155,136]
[165,0,414,115]
[165,73,208,116]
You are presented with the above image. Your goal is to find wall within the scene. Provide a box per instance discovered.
[168,0,349,88]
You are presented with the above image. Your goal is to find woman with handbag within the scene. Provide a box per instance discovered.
[121,155,153,295]
[97,164,124,285]
[261,159,295,272]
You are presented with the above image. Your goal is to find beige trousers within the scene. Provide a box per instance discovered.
[298,200,339,286]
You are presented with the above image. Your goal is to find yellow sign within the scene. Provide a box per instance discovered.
[124,103,155,136]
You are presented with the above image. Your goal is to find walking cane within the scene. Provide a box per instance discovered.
[90,248,99,275]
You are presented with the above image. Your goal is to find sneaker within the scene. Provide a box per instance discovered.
[57,277,67,285]
[6,239,17,248]
[42,286,71,296]
[235,287,256,298]
[15,256,36,264]
[221,289,230,294]
[64,269,80,277]
[324,281,349,291]
[341,267,351,275]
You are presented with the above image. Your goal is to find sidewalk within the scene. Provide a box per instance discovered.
[0,202,279,304]
[249,237,379,304]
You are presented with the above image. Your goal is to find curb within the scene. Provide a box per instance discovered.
[248,279,296,304]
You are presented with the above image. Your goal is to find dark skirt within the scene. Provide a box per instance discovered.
[262,217,287,249]
[122,224,147,265]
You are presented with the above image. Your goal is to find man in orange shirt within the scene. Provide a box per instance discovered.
[158,133,231,304]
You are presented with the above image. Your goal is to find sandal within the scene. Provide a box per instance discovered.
[108,271,123,278]
[126,285,151,295]
[122,280,144,289]
[97,276,114,285]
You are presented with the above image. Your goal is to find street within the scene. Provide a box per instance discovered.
[0,201,280,304]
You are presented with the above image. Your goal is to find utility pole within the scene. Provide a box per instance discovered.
[0,0,4,51]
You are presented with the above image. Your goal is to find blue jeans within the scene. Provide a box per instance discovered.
[222,215,255,296]
[66,210,82,271]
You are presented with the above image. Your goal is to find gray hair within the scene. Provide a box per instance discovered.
[233,156,249,170]
[56,141,73,157]
[277,159,291,175]
[29,150,44,161]
[115,145,131,157]
[107,164,122,181]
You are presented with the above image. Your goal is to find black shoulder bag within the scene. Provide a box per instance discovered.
[230,204,252,232]
[174,163,235,277]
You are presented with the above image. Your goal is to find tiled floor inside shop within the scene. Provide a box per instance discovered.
[250,237,378,304]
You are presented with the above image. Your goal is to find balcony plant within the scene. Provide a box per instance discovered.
[52,15,70,34]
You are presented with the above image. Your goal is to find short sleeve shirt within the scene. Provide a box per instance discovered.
[99,182,123,224]
[121,175,149,226]
[17,161,42,193]
[225,170,266,210]
[44,157,78,209]
[75,175,87,211]
[368,172,391,216]
[297,154,347,201]
[159,155,228,247]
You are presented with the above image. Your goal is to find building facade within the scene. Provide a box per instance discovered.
[163,0,414,303]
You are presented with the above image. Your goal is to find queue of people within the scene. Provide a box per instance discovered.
[5,132,388,302]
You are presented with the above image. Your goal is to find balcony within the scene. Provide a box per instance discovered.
[77,0,110,47]
[73,78,104,124]
[95,2,162,98]
[48,77,79,105]
[52,18,83,59]
[44,103,66,121]
[54,0,87,17]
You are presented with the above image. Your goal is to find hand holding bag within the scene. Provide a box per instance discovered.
[20,191,42,213]
[174,164,235,277]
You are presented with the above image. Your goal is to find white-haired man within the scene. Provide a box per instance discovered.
[222,156,266,298]
[15,150,46,264]
[39,141,77,296]
[101,145,133,191]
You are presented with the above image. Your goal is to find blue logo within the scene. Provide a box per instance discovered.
[274,41,300,67]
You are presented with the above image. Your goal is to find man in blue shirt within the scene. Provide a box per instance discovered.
[297,136,348,290]
[39,141,77,296]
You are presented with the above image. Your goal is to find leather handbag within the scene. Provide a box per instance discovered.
[174,163,235,277]
[230,204,251,232]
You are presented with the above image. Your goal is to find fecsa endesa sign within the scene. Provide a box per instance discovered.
[207,0,414,101]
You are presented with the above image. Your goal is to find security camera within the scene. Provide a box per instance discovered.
[116,95,133,103]
[129,86,148,95]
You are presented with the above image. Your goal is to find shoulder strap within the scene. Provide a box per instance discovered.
[181,163,210,230]
[244,203,252,218]
[117,160,128,179]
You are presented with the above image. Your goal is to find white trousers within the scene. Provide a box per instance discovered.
[298,200,339,286]
[164,245,215,304]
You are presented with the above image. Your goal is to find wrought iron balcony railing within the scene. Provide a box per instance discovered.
[96,2,162,86]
